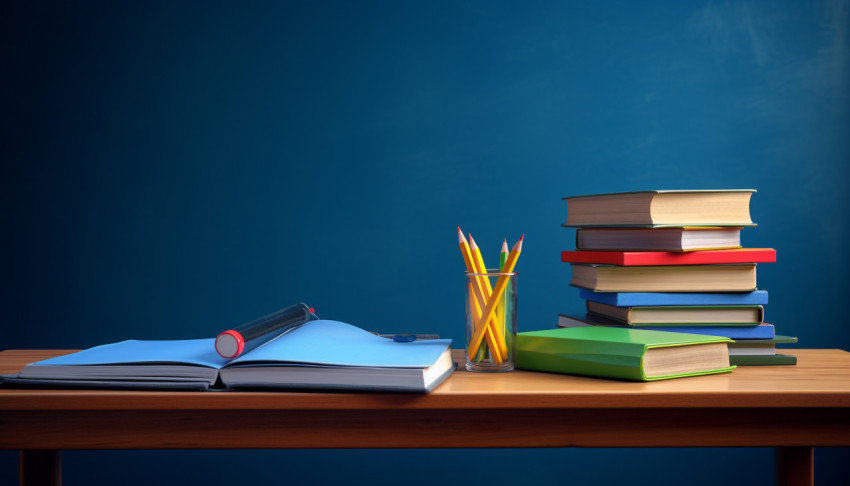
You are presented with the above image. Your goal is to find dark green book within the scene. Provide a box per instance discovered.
[516,326,735,382]
[729,354,797,366]
[728,336,798,361]
[730,335,798,345]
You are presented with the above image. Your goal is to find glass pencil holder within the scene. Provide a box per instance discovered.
[465,270,517,372]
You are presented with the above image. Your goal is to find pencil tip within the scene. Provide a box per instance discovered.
[457,227,468,244]
[511,234,524,252]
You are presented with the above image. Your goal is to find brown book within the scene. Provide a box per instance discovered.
[570,263,757,292]
[586,301,764,325]
[562,190,755,227]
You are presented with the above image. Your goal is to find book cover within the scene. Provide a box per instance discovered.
[557,314,776,339]
[729,354,797,366]
[729,335,798,345]
[516,326,735,382]
[562,189,756,200]
[579,289,769,307]
[5,320,455,393]
[562,248,776,266]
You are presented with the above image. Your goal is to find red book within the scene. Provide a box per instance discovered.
[561,248,776,266]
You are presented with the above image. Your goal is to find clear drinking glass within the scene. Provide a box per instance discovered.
[465,270,517,372]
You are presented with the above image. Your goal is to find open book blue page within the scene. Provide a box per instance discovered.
[4,320,455,392]
[32,339,230,369]
[229,320,452,368]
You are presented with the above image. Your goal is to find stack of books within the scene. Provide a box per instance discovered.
[558,190,797,366]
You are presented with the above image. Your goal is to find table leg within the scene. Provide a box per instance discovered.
[20,450,61,486]
[775,446,813,486]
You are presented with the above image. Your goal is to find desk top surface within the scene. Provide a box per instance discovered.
[1,349,849,411]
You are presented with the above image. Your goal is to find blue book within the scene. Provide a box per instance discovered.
[631,324,775,339]
[558,314,776,339]
[580,289,768,307]
[5,320,455,393]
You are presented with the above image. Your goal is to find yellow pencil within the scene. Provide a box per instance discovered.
[468,234,509,358]
[459,229,503,363]
[467,234,523,356]
[458,228,504,363]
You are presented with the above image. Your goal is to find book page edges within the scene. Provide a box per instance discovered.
[641,341,733,380]
[650,192,753,225]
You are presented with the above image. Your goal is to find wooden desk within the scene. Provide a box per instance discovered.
[2,349,849,486]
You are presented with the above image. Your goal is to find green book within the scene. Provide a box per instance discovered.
[729,354,797,366]
[728,335,798,361]
[516,326,735,381]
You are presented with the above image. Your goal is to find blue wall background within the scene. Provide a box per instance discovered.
[2,1,848,484]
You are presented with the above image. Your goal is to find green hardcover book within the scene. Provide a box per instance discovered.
[516,326,735,381]
[728,335,798,357]
[729,335,798,345]
[729,354,797,366]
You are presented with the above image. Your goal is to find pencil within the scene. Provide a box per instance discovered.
[468,234,509,358]
[458,228,505,363]
[499,238,509,272]
[459,229,504,363]
[467,234,523,356]
[498,237,509,339]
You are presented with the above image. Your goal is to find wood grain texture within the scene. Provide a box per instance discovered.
[2,349,850,410]
[1,349,849,450]
[2,408,848,449]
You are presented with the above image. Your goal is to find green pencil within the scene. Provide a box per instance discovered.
[499,239,511,356]
[499,238,509,272]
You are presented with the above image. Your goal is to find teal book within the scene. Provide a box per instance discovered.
[728,335,798,356]
[516,326,735,381]
[2,320,455,393]
[729,354,797,366]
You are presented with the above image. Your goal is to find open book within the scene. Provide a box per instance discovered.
[3,320,455,393]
